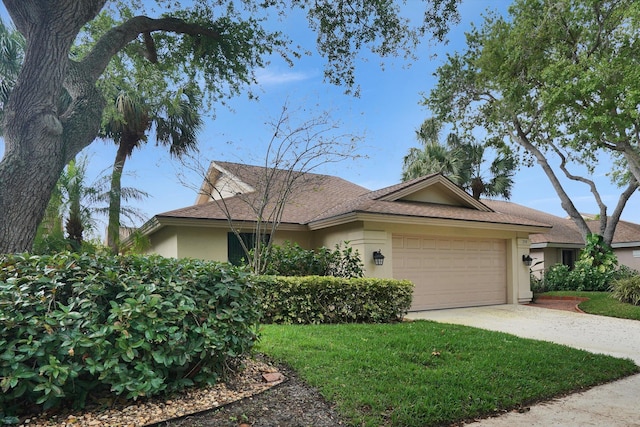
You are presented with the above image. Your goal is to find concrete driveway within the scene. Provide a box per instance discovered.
[406,305,640,426]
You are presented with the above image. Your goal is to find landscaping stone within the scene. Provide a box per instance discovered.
[16,358,284,427]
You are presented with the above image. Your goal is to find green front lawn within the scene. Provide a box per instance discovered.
[539,291,640,320]
[257,321,638,427]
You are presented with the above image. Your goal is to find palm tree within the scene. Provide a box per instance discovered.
[402,118,465,182]
[34,156,97,253]
[458,142,517,200]
[403,118,517,200]
[100,86,203,253]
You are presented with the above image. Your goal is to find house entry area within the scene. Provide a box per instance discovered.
[392,234,507,311]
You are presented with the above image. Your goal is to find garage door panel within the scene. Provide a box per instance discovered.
[406,237,422,249]
[393,234,507,310]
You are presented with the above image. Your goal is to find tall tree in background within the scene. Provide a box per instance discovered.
[0,0,459,253]
[34,154,150,253]
[425,0,639,245]
[402,118,464,182]
[99,86,202,253]
[403,118,516,200]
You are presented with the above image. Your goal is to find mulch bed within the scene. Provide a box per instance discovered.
[15,357,295,427]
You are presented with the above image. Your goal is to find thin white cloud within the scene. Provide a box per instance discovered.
[255,68,314,86]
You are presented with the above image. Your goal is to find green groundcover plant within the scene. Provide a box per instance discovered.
[0,252,260,417]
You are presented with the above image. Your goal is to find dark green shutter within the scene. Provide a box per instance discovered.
[228,232,252,266]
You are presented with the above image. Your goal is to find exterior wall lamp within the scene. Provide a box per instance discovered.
[522,254,533,267]
[373,250,385,266]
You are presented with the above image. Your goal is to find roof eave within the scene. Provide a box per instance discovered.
[530,242,584,249]
[308,211,551,233]
[611,241,640,248]
[146,215,309,232]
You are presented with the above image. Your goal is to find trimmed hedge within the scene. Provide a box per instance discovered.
[0,253,260,415]
[253,275,413,324]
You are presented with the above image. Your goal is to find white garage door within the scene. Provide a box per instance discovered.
[392,234,507,311]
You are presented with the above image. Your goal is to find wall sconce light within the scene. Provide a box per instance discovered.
[373,250,385,266]
[522,254,533,267]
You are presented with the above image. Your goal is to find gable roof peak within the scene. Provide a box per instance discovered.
[372,173,493,212]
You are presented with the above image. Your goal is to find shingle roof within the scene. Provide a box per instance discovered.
[157,162,550,230]
[309,188,548,228]
[159,162,369,224]
[484,200,640,245]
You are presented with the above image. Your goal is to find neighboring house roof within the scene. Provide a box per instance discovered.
[142,161,550,235]
[484,200,640,248]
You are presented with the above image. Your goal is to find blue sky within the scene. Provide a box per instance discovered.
[2,1,638,236]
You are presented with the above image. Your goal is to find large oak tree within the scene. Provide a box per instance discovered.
[0,0,459,253]
[425,0,639,245]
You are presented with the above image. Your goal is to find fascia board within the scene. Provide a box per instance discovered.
[530,242,584,249]
[308,211,551,233]
[612,241,640,248]
[153,216,308,232]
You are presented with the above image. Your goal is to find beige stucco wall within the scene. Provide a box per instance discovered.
[531,246,640,276]
[175,227,228,260]
[147,226,179,258]
[147,220,535,304]
[310,221,371,271]
[314,221,534,304]
[614,247,640,271]
[271,230,313,249]
[147,224,314,263]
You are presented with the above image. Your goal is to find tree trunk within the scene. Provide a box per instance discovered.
[509,126,592,241]
[107,144,130,254]
[0,1,105,253]
[470,177,484,200]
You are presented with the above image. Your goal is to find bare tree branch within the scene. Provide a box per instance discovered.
[178,101,364,273]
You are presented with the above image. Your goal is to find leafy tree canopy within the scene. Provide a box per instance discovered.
[0,0,459,253]
[424,0,639,244]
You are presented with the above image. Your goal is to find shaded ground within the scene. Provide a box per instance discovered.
[156,362,344,427]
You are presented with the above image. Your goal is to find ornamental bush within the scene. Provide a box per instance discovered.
[610,275,640,306]
[571,234,619,291]
[261,241,364,278]
[253,275,413,324]
[538,263,575,292]
[0,253,259,416]
[538,235,622,292]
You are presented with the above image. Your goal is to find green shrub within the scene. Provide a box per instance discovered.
[0,253,260,415]
[262,241,364,278]
[612,265,639,281]
[253,275,413,324]
[610,275,640,305]
[530,273,544,293]
[540,264,575,291]
[571,234,618,291]
[538,235,623,292]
